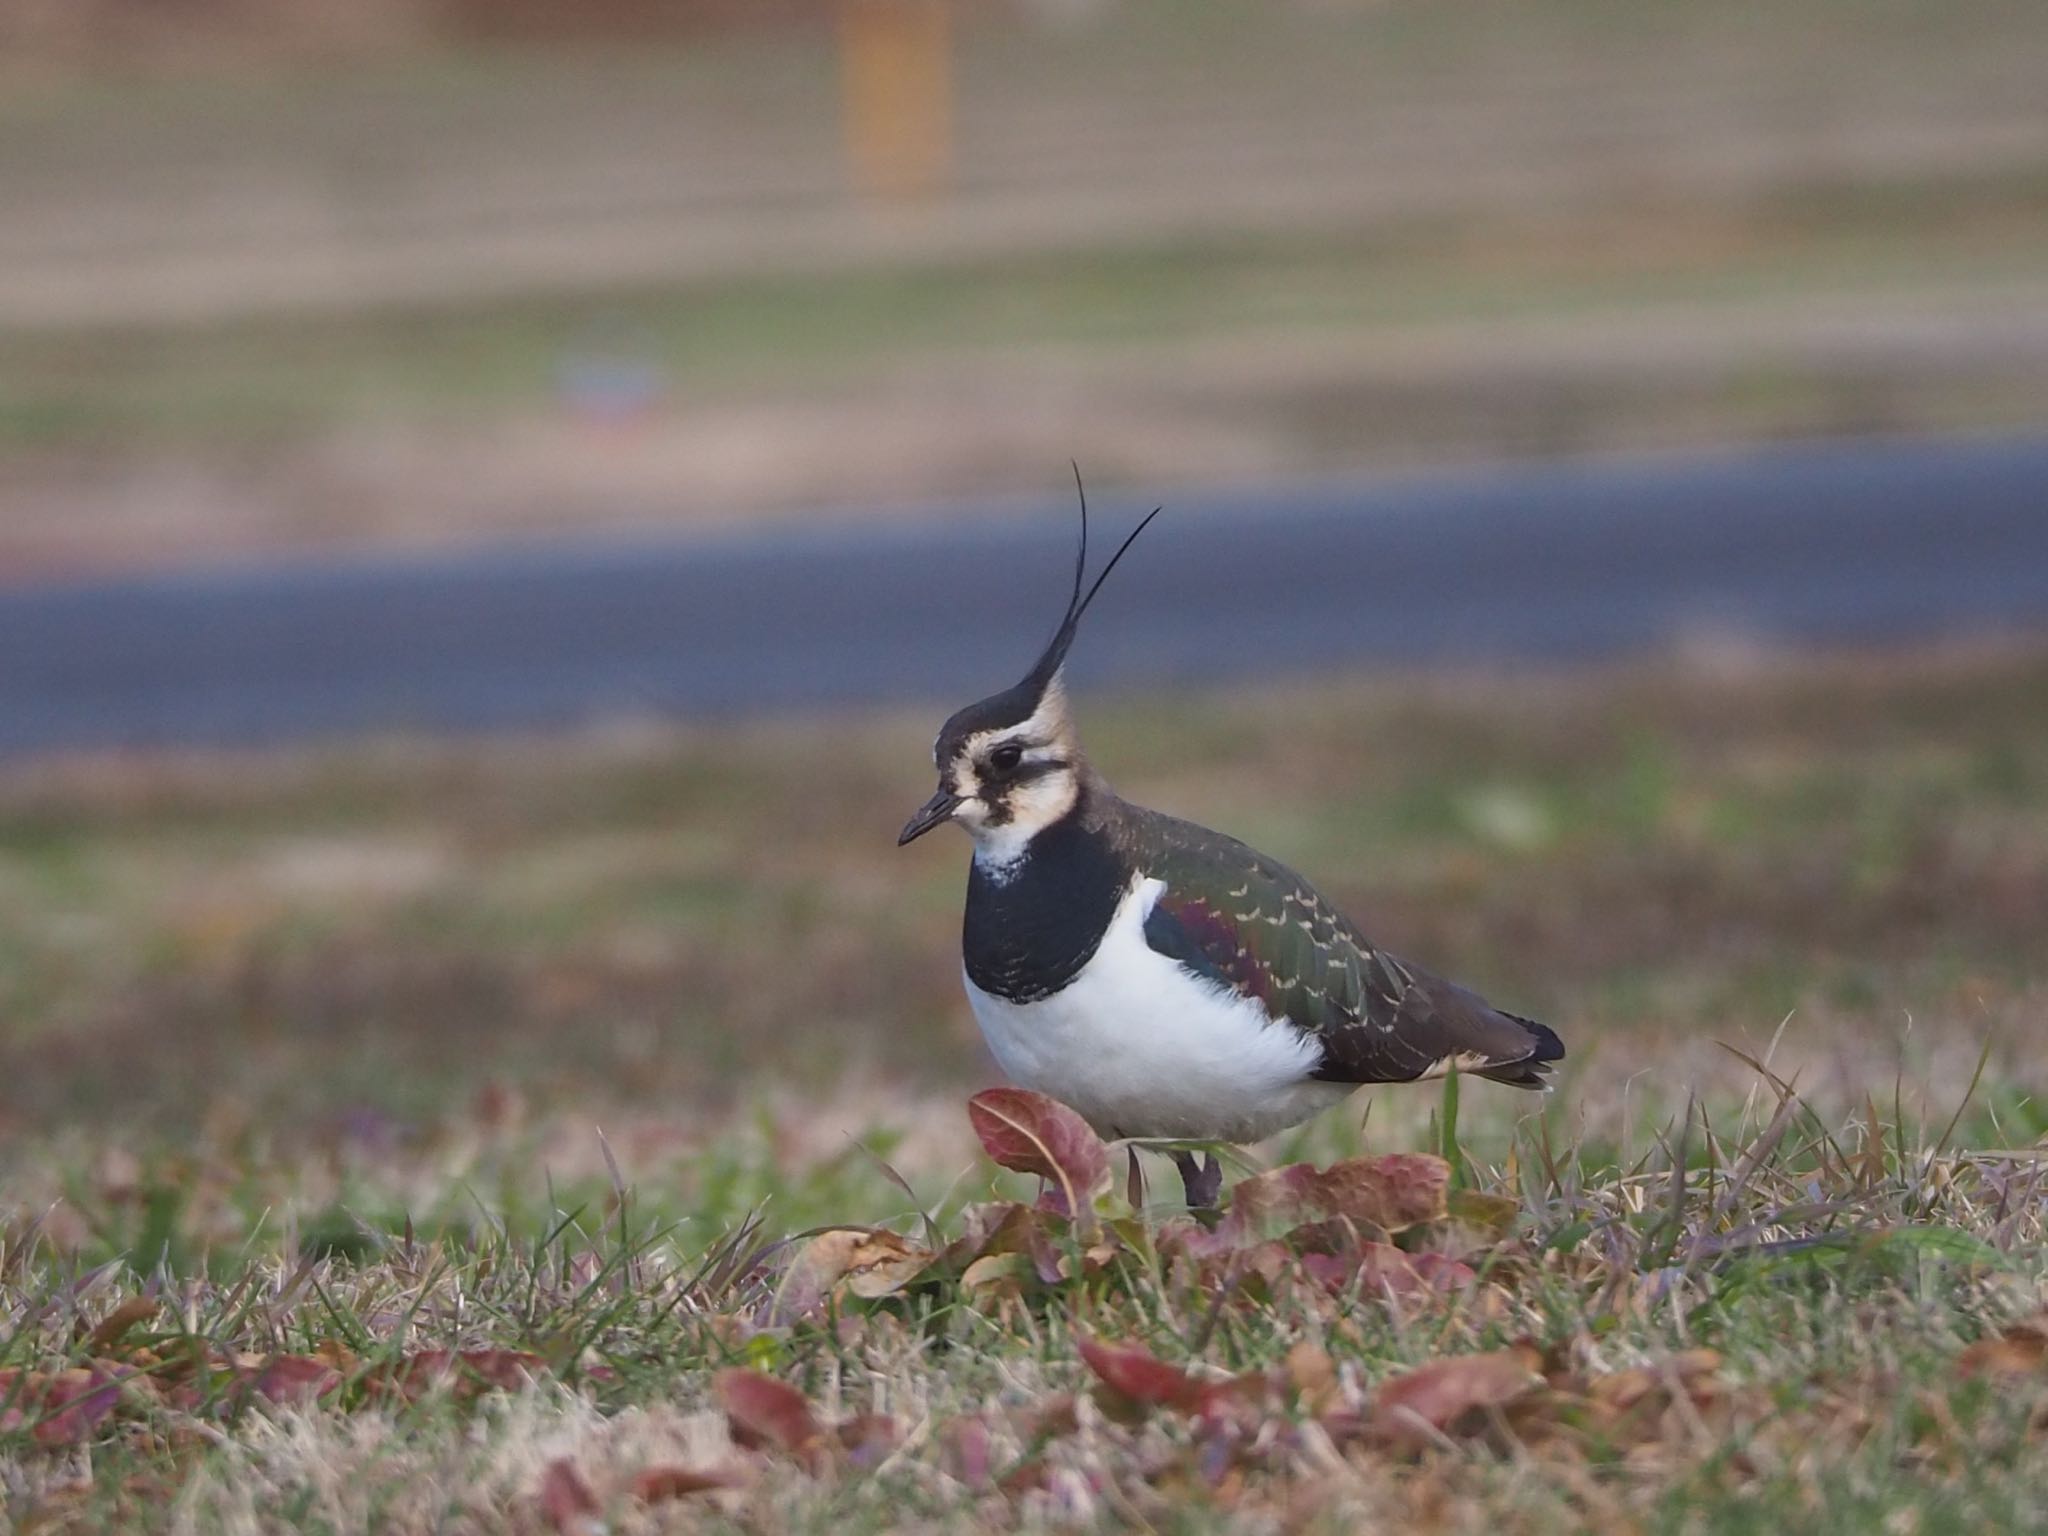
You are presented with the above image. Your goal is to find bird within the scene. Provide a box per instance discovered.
[897,479,1563,1210]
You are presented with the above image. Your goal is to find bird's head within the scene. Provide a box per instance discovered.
[898,476,1161,868]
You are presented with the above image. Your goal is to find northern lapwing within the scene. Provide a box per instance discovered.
[898,482,1564,1209]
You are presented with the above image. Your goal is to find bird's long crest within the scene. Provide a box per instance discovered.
[1020,465,1164,694]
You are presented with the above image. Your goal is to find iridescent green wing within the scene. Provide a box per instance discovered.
[1132,810,1561,1086]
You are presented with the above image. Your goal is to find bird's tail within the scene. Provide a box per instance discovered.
[1477,1013,1565,1090]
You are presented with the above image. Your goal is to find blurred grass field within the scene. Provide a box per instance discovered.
[5,642,2045,1161]
[5,646,2048,1529]
[4,0,2046,571]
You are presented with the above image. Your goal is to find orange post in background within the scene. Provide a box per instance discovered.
[839,0,954,203]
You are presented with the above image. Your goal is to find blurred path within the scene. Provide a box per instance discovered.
[4,435,2047,755]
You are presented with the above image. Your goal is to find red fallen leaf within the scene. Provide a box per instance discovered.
[1370,1346,1544,1450]
[1301,1243,1477,1297]
[247,1354,342,1406]
[1221,1155,1451,1246]
[940,1414,995,1487]
[633,1464,740,1502]
[539,1458,602,1536]
[1078,1336,1216,1414]
[836,1412,902,1469]
[31,1366,130,1447]
[376,1348,544,1402]
[967,1089,1109,1223]
[716,1368,824,1464]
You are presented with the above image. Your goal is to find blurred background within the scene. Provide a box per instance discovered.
[2,0,2046,1191]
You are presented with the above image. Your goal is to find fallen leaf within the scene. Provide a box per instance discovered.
[247,1354,342,1406]
[1078,1336,1215,1415]
[836,1412,902,1468]
[30,1367,130,1447]
[941,1414,995,1487]
[374,1348,543,1403]
[960,1251,1036,1292]
[539,1458,602,1536]
[1286,1340,1339,1413]
[777,1228,933,1319]
[716,1368,824,1465]
[1220,1155,1451,1246]
[86,1297,159,1355]
[632,1464,739,1502]
[938,1201,1042,1272]
[967,1089,1109,1223]
[1370,1346,1544,1450]
[1445,1189,1523,1239]
[1959,1318,2048,1379]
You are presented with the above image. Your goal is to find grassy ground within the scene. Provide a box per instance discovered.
[4,644,2048,1528]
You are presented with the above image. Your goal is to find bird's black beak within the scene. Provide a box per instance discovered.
[897,788,962,846]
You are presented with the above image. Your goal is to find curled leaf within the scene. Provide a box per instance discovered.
[777,1228,933,1319]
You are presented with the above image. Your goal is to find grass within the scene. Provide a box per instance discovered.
[5,643,2048,1528]
[7,170,2048,454]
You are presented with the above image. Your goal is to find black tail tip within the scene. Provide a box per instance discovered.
[1479,1014,1565,1090]
[1515,1016,1566,1063]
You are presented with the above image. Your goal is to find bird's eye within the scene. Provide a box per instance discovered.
[988,743,1024,773]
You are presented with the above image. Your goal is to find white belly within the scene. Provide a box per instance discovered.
[964,876,1355,1143]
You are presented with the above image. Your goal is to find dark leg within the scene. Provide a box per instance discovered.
[1172,1150,1224,1210]
[1125,1147,1147,1209]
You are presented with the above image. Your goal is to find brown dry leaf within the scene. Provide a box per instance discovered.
[1286,1340,1339,1414]
[85,1297,159,1355]
[777,1228,933,1319]
[960,1250,1038,1293]
[1370,1345,1545,1451]
[632,1464,742,1503]
[1959,1317,2048,1379]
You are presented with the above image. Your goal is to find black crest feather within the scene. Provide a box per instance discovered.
[1020,465,1163,695]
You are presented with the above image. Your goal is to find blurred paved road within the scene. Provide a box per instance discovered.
[4,435,2047,755]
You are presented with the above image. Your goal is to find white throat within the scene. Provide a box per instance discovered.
[969,819,1035,880]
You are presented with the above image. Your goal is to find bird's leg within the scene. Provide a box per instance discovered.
[1125,1146,1147,1209]
[1172,1150,1224,1211]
